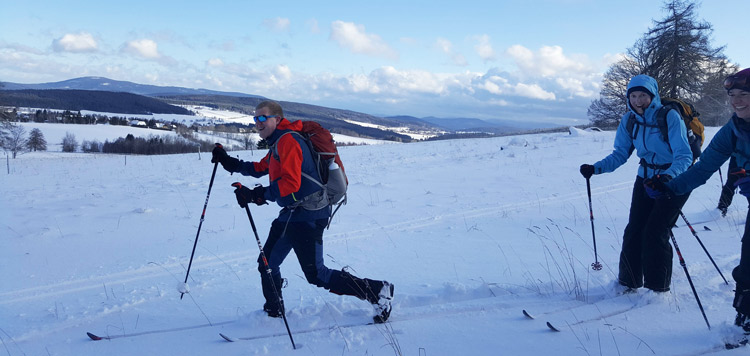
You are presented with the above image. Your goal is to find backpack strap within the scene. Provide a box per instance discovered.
[638,158,671,170]
[626,113,637,155]
[268,131,328,210]
[626,113,636,139]
[730,130,750,161]
[271,132,321,176]
[654,106,672,143]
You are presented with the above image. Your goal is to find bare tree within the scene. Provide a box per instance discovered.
[1,121,27,158]
[242,134,255,151]
[640,0,725,99]
[61,132,78,152]
[692,58,738,126]
[587,53,644,128]
[588,0,731,126]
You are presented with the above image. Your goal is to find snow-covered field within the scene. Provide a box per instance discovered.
[15,122,395,153]
[1,126,748,355]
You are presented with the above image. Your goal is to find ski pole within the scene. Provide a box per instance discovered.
[586,177,602,271]
[719,168,724,187]
[180,145,221,300]
[669,231,710,329]
[232,182,296,350]
[679,211,728,285]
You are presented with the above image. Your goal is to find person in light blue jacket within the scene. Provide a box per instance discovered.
[659,68,750,333]
[580,74,693,293]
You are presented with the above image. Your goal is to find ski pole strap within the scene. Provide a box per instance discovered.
[639,158,671,170]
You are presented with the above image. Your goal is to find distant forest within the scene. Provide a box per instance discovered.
[0,89,192,115]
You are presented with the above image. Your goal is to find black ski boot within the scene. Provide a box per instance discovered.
[373,281,394,324]
[718,204,728,217]
[263,301,284,318]
[329,269,394,323]
[736,312,750,334]
[260,270,285,318]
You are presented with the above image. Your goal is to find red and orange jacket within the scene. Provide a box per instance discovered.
[237,118,330,222]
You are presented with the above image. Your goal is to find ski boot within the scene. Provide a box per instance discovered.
[373,281,394,324]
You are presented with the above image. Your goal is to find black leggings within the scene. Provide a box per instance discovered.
[618,176,690,291]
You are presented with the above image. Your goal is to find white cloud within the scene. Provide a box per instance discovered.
[477,75,509,95]
[506,45,534,64]
[329,21,397,59]
[123,39,161,59]
[506,44,588,78]
[501,44,605,100]
[263,17,291,32]
[273,65,292,82]
[207,58,224,67]
[474,35,496,62]
[52,32,98,53]
[514,83,556,100]
[436,38,467,66]
[121,39,177,66]
[307,19,320,34]
[555,77,595,97]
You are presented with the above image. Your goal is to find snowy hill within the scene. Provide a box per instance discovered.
[1,76,261,98]
[1,126,748,355]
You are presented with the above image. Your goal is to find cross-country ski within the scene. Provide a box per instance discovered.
[86,321,235,341]
[219,321,377,343]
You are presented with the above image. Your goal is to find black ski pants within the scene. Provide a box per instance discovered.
[733,202,750,288]
[258,218,383,310]
[732,201,750,314]
[618,176,689,292]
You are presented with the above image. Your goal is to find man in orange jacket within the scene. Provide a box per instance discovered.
[212,100,393,323]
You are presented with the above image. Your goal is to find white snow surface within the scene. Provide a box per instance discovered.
[2,126,748,355]
[15,122,395,153]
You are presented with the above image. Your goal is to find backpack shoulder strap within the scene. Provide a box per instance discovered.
[655,106,672,143]
[625,113,636,138]
[270,130,305,157]
[625,113,637,155]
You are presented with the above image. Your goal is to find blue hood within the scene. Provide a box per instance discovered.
[626,74,662,118]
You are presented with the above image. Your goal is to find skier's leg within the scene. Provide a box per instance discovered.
[733,208,750,331]
[259,219,294,316]
[619,178,652,289]
[641,191,689,292]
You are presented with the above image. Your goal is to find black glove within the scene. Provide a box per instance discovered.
[643,174,672,199]
[580,164,595,179]
[233,183,267,207]
[211,144,240,172]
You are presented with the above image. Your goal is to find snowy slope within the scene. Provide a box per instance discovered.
[1,126,747,355]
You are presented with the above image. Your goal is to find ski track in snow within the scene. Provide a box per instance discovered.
[1,179,634,305]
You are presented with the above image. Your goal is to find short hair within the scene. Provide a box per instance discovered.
[256,100,284,117]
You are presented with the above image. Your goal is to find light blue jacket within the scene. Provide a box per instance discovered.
[593,75,693,179]
[668,114,750,195]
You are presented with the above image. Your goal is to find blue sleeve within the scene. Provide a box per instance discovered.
[237,154,269,179]
[663,110,693,178]
[593,113,633,174]
[668,124,734,195]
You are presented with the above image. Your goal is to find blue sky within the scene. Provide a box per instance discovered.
[1,0,747,126]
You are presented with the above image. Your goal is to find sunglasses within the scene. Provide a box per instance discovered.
[253,115,278,123]
[724,74,749,90]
